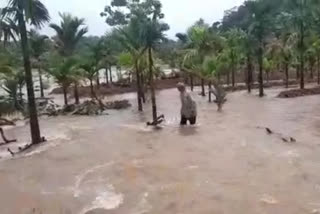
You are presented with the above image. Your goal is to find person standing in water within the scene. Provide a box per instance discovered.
[177,83,197,125]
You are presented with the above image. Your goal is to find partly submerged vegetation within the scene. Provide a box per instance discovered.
[1,0,320,143]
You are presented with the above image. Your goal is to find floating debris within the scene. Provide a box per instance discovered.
[105,99,131,110]
[260,194,278,205]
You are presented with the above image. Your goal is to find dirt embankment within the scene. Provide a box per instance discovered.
[50,77,319,98]
[50,78,184,97]
[277,87,320,98]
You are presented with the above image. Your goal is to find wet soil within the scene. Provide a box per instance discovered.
[278,87,320,98]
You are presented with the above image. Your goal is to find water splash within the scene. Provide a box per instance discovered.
[79,185,124,214]
[73,161,114,197]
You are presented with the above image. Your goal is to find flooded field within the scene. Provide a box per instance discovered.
[1,87,320,214]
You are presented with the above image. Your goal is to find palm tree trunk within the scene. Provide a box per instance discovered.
[296,65,300,80]
[227,72,230,86]
[90,79,95,99]
[201,78,205,96]
[317,54,320,85]
[17,2,42,144]
[38,65,44,98]
[135,59,143,112]
[231,55,235,87]
[109,66,113,84]
[140,73,146,103]
[258,45,264,97]
[105,67,109,85]
[19,84,23,103]
[12,90,19,111]
[300,21,305,89]
[208,81,212,103]
[63,85,68,106]
[190,74,194,91]
[74,82,80,104]
[96,72,100,89]
[148,48,157,123]
[247,54,253,93]
[310,62,314,80]
[285,63,289,88]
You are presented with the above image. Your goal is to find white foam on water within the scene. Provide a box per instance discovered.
[186,165,199,170]
[24,141,61,157]
[120,124,154,133]
[132,192,152,214]
[73,162,115,197]
[279,150,300,158]
[79,186,124,214]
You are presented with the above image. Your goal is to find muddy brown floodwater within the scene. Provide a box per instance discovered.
[1,87,320,214]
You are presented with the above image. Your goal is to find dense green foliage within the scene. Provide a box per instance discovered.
[1,0,320,120]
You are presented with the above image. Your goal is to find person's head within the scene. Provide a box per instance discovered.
[177,82,186,93]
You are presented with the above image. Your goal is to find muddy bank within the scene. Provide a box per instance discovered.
[224,80,300,92]
[277,87,320,98]
[50,78,184,98]
[51,77,315,98]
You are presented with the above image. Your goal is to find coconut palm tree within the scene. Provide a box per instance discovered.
[114,20,146,112]
[50,13,88,104]
[140,12,169,123]
[29,29,48,97]
[246,0,271,97]
[78,59,98,99]
[49,13,88,57]
[183,21,218,97]
[0,15,18,47]
[0,68,25,111]
[284,0,318,89]
[1,0,50,144]
[203,55,226,111]
[224,28,244,88]
[48,57,77,106]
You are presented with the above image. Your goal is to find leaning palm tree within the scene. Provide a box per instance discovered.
[1,0,50,144]
[203,55,227,111]
[50,13,88,104]
[29,29,48,97]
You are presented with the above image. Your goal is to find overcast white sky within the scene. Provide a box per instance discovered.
[1,0,245,38]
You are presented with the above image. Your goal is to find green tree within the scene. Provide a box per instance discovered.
[101,0,169,115]
[203,55,226,111]
[48,57,77,105]
[0,68,25,111]
[224,28,244,87]
[246,0,275,97]
[2,0,50,144]
[0,14,18,47]
[50,12,88,104]
[284,0,318,89]
[79,59,99,99]
[140,7,169,123]
[183,21,217,96]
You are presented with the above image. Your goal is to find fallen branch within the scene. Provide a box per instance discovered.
[147,114,165,126]
[257,126,297,143]
[0,128,17,146]
[7,137,47,157]
[0,118,15,126]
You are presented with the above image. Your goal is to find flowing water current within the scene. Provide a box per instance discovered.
[1,87,320,214]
